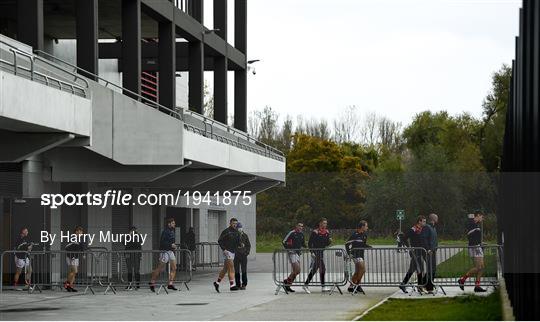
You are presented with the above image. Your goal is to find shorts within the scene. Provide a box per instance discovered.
[159,251,176,263]
[223,250,235,261]
[66,257,79,267]
[15,257,30,269]
[468,246,484,258]
[352,257,364,264]
[287,252,300,264]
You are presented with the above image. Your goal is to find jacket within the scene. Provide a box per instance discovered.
[282,229,306,254]
[345,231,371,258]
[218,226,241,252]
[236,232,251,257]
[159,228,176,251]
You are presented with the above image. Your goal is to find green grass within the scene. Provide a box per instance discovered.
[361,291,502,321]
[436,249,498,278]
[256,233,494,253]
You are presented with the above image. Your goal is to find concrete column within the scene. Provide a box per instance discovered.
[158,20,176,109]
[76,0,99,79]
[234,69,247,131]
[188,41,204,113]
[214,56,228,123]
[17,0,44,51]
[122,0,142,97]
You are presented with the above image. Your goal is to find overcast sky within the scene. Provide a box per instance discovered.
[242,0,521,126]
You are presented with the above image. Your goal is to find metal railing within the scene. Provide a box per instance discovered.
[193,242,223,269]
[0,40,88,98]
[273,248,348,295]
[1,249,192,295]
[33,49,285,162]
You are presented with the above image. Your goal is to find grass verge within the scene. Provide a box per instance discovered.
[361,291,502,321]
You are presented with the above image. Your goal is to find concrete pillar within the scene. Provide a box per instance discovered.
[76,0,99,79]
[17,0,44,51]
[122,0,142,98]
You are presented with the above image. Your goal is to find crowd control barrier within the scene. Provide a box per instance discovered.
[429,245,503,295]
[346,247,429,295]
[273,248,348,295]
[1,249,192,296]
[193,242,223,269]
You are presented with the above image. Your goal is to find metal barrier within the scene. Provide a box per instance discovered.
[346,247,429,295]
[430,245,503,295]
[112,249,192,295]
[0,39,88,97]
[1,249,192,296]
[0,249,112,295]
[193,242,223,269]
[273,248,348,295]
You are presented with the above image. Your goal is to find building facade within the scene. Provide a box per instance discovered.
[0,0,285,261]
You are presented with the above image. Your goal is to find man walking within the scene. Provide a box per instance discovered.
[399,215,429,294]
[213,218,241,292]
[149,218,178,292]
[345,220,372,294]
[234,222,251,290]
[13,227,33,291]
[458,211,487,292]
[282,222,306,293]
[125,226,142,290]
[425,213,438,293]
[64,226,86,292]
[304,218,332,293]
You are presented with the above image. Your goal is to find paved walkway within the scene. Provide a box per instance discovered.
[0,254,394,321]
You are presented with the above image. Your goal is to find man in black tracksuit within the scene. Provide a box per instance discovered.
[234,222,251,289]
[282,222,307,292]
[304,218,332,293]
[125,226,142,290]
[459,211,487,292]
[214,218,241,292]
[399,215,429,293]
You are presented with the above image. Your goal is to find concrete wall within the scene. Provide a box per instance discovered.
[0,71,92,136]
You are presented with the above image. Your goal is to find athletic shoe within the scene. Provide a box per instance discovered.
[347,286,355,293]
[69,286,78,292]
[321,286,331,292]
[458,278,465,291]
[167,285,178,291]
[213,282,220,293]
[239,285,246,290]
[398,284,408,294]
[149,283,155,293]
[285,286,295,293]
[302,285,310,294]
[354,285,364,294]
[125,286,133,291]
[474,286,487,293]
[230,286,239,291]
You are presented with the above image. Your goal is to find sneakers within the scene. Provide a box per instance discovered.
[64,281,76,292]
[458,278,465,291]
[239,285,246,290]
[321,286,331,292]
[13,284,22,291]
[347,286,355,293]
[149,283,156,293]
[167,285,178,291]
[474,286,487,293]
[354,285,364,294]
[283,279,295,293]
[230,286,240,291]
[302,285,310,294]
[213,282,220,293]
[398,284,408,294]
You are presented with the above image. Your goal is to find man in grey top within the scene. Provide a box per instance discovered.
[425,213,438,292]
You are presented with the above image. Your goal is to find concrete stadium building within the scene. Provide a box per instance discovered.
[0,0,285,258]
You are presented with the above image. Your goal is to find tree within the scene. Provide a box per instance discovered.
[333,105,360,143]
[480,65,512,171]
